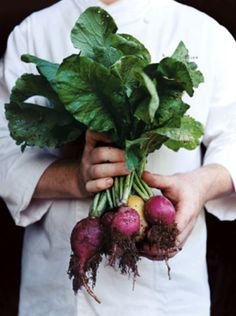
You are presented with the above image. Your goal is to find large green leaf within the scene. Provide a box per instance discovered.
[71,7,151,67]
[158,115,204,151]
[157,97,190,126]
[21,54,59,86]
[171,41,204,88]
[10,74,63,110]
[157,57,194,96]
[55,54,129,141]
[134,72,159,124]
[5,72,85,150]
[71,6,117,56]
[5,101,84,149]
[111,33,151,65]
[111,55,146,97]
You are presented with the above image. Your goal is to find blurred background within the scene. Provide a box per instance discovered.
[0,0,236,315]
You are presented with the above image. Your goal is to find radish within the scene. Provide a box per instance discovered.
[145,195,176,225]
[144,195,178,255]
[127,195,148,240]
[101,210,116,255]
[109,206,140,279]
[112,206,140,236]
[68,217,104,304]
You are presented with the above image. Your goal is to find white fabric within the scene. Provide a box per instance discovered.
[0,0,236,315]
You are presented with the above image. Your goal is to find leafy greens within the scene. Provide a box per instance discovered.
[5,6,204,171]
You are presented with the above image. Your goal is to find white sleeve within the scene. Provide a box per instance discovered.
[202,25,236,221]
[0,19,57,227]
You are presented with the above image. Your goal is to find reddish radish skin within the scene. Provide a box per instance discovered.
[144,195,178,278]
[145,195,176,225]
[108,207,140,280]
[71,217,103,257]
[101,210,116,256]
[112,207,140,236]
[68,217,104,304]
[101,210,116,228]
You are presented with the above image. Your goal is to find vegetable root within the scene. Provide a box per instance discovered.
[68,217,104,303]
[108,207,141,280]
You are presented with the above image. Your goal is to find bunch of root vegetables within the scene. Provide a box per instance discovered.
[68,171,178,303]
[5,6,204,304]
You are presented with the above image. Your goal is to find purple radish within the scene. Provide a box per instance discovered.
[144,195,178,256]
[101,210,116,255]
[68,217,104,304]
[112,206,140,236]
[108,207,140,280]
[145,195,176,225]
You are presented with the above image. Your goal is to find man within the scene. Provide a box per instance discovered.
[0,0,236,315]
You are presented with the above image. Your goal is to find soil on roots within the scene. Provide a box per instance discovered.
[147,221,179,251]
[68,253,103,303]
[108,230,140,280]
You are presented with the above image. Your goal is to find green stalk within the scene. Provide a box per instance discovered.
[89,191,107,218]
[90,192,100,216]
[106,188,113,209]
[139,177,154,198]
[121,171,134,205]
[114,177,120,206]
[132,182,149,201]
[133,171,153,199]
[112,185,117,208]
[119,176,124,201]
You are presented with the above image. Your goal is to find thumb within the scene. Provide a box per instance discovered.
[142,171,172,190]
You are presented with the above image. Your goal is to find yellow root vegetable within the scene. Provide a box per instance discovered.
[127,195,148,239]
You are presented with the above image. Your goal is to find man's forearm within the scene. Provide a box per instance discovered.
[191,163,234,204]
[33,159,87,199]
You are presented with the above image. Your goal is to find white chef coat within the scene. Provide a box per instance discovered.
[1,0,236,315]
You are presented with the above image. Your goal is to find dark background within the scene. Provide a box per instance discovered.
[0,1,236,315]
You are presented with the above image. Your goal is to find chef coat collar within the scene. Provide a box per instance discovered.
[76,0,153,25]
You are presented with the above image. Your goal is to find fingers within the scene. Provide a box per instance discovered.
[86,177,114,193]
[82,131,130,193]
[138,242,178,261]
[89,162,130,180]
[90,146,126,164]
[84,130,112,155]
[142,171,172,190]
[176,217,196,249]
[86,162,130,193]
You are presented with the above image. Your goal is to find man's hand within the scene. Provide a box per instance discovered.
[141,164,234,259]
[33,130,130,200]
[78,130,130,197]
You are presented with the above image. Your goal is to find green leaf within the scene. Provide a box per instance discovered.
[21,54,59,86]
[157,97,190,126]
[71,6,117,56]
[55,54,128,140]
[70,7,151,67]
[92,46,123,68]
[134,72,159,124]
[157,57,194,96]
[111,33,151,65]
[140,132,167,156]
[10,74,63,109]
[172,41,204,88]
[125,137,148,170]
[111,55,145,97]
[159,115,204,151]
[5,102,84,149]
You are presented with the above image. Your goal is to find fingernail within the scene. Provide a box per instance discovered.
[106,178,113,186]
